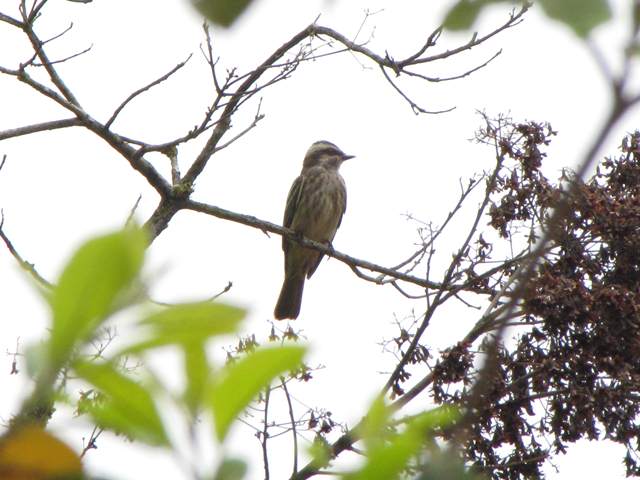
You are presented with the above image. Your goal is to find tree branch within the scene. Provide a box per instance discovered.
[0,118,82,140]
[105,54,193,129]
[0,211,53,289]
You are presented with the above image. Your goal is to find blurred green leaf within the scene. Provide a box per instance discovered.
[416,451,485,480]
[213,458,247,480]
[141,302,244,342]
[406,405,459,432]
[629,43,640,57]
[307,435,331,469]
[193,0,255,27]
[209,345,306,441]
[443,0,488,30]
[74,360,168,446]
[358,395,392,452]
[184,341,209,415]
[24,342,48,379]
[539,0,611,37]
[118,302,244,357]
[50,228,146,368]
[348,405,459,480]
[348,429,419,480]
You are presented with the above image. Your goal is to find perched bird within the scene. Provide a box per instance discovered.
[274,141,354,320]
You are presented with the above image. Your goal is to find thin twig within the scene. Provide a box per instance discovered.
[32,44,92,67]
[124,195,142,227]
[262,386,271,480]
[282,379,299,476]
[0,211,53,289]
[105,54,193,129]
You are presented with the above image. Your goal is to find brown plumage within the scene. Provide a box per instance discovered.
[274,141,354,320]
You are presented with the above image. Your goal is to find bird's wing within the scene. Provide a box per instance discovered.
[336,186,347,230]
[307,181,347,278]
[282,174,305,251]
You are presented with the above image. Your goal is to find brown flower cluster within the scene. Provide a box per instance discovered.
[427,121,640,478]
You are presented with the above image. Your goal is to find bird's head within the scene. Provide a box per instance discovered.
[302,140,355,171]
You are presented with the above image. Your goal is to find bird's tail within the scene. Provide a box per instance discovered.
[274,273,305,320]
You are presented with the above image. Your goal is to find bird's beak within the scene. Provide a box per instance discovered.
[342,154,355,161]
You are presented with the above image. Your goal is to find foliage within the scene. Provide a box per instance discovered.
[443,0,612,38]
[1,228,308,479]
[193,0,255,27]
[2,1,640,480]
[422,120,640,478]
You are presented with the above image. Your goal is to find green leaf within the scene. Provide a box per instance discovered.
[209,345,306,441]
[443,0,487,30]
[213,458,247,480]
[539,0,611,37]
[419,451,485,480]
[358,395,392,452]
[119,302,244,356]
[193,0,255,27]
[348,405,459,480]
[140,302,244,343]
[183,341,209,415]
[348,430,419,480]
[307,435,331,469]
[74,360,168,446]
[24,342,48,379]
[49,228,146,368]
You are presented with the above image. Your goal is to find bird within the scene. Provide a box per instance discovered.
[274,140,354,320]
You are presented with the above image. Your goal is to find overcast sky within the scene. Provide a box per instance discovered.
[1,0,638,479]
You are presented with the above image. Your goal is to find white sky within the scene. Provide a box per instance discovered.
[1,0,638,479]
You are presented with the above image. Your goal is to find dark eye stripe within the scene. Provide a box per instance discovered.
[313,146,342,157]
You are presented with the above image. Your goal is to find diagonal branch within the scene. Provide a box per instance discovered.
[181,25,318,187]
[0,12,23,28]
[397,3,529,67]
[0,211,53,289]
[0,118,82,140]
[183,199,499,296]
[105,54,193,129]
[13,68,171,196]
[19,8,81,107]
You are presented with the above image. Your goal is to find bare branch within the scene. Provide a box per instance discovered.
[19,9,81,106]
[12,69,171,196]
[124,194,142,227]
[380,65,455,115]
[182,25,319,187]
[184,199,441,290]
[211,99,264,154]
[150,281,233,306]
[397,4,529,66]
[0,211,53,289]
[210,281,233,301]
[32,44,92,67]
[105,54,193,129]
[381,147,507,397]
[181,5,522,187]
[404,49,502,83]
[0,12,22,28]
[282,379,299,477]
[183,199,500,298]
[0,118,82,140]
[262,386,271,480]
